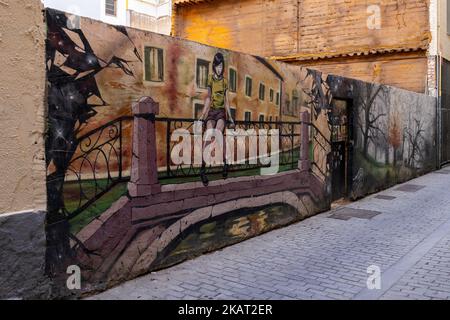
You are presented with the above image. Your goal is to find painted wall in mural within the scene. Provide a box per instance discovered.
[327,75,436,199]
[44,9,436,295]
[44,9,332,294]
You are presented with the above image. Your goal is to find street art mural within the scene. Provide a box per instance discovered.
[327,75,436,199]
[44,9,436,295]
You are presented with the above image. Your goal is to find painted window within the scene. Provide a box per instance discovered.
[144,47,164,82]
[229,68,237,92]
[105,0,117,16]
[244,111,252,122]
[259,83,265,101]
[196,59,210,89]
[276,92,280,106]
[285,93,291,114]
[245,76,252,97]
[194,103,204,119]
[292,89,299,114]
[229,107,236,122]
[259,114,265,122]
[270,88,274,103]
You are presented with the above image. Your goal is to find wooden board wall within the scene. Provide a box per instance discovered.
[173,0,431,59]
[295,51,428,93]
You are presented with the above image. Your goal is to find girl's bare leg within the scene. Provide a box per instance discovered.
[215,119,228,177]
[200,120,216,186]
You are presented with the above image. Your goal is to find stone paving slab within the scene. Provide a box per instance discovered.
[88,168,450,300]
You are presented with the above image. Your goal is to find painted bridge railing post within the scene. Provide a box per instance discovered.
[128,96,161,197]
[298,111,311,172]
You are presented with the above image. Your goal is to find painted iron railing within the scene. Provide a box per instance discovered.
[63,116,132,220]
[155,118,303,181]
[62,113,324,220]
[310,123,332,182]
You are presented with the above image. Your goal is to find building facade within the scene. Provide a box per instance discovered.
[42,0,172,34]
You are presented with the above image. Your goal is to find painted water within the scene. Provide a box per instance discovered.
[153,203,300,270]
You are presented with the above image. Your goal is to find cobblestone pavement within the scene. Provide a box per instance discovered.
[89,168,450,300]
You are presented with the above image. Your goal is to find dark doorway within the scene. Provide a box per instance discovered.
[441,58,450,166]
[330,98,354,202]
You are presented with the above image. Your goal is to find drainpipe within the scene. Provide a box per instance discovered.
[434,0,442,168]
[437,56,442,169]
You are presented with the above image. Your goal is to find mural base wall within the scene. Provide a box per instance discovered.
[0,210,50,299]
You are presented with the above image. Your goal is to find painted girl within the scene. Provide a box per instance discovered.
[199,52,235,186]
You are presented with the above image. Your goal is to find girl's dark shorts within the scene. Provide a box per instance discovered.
[205,108,226,123]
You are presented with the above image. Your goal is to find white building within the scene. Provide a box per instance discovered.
[42,0,172,35]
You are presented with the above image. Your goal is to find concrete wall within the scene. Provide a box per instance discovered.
[0,0,49,299]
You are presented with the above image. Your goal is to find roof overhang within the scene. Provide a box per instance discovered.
[270,45,429,63]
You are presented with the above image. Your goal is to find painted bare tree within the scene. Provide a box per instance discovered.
[45,9,140,280]
[389,111,402,167]
[302,69,332,122]
[355,82,388,159]
[300,69,333,183]
[406,117,425,168]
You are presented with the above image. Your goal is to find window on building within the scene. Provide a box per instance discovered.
[105,0,117,16]
[286,94,291,115]
[259,114,265,122]
[194,103,204,119]
[259,83,265,101]
[245,76,253,97]
[276,92,280,106]
[270,88,274,103]
[244,111,252,122]
[269,116,273,123]
[196,59,210,89]
[144,47,164,82]
[229,68,237,92]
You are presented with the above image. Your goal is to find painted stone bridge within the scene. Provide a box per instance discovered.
[75,97,329,289]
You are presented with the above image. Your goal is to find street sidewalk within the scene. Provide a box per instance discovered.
[89,167,450,300]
